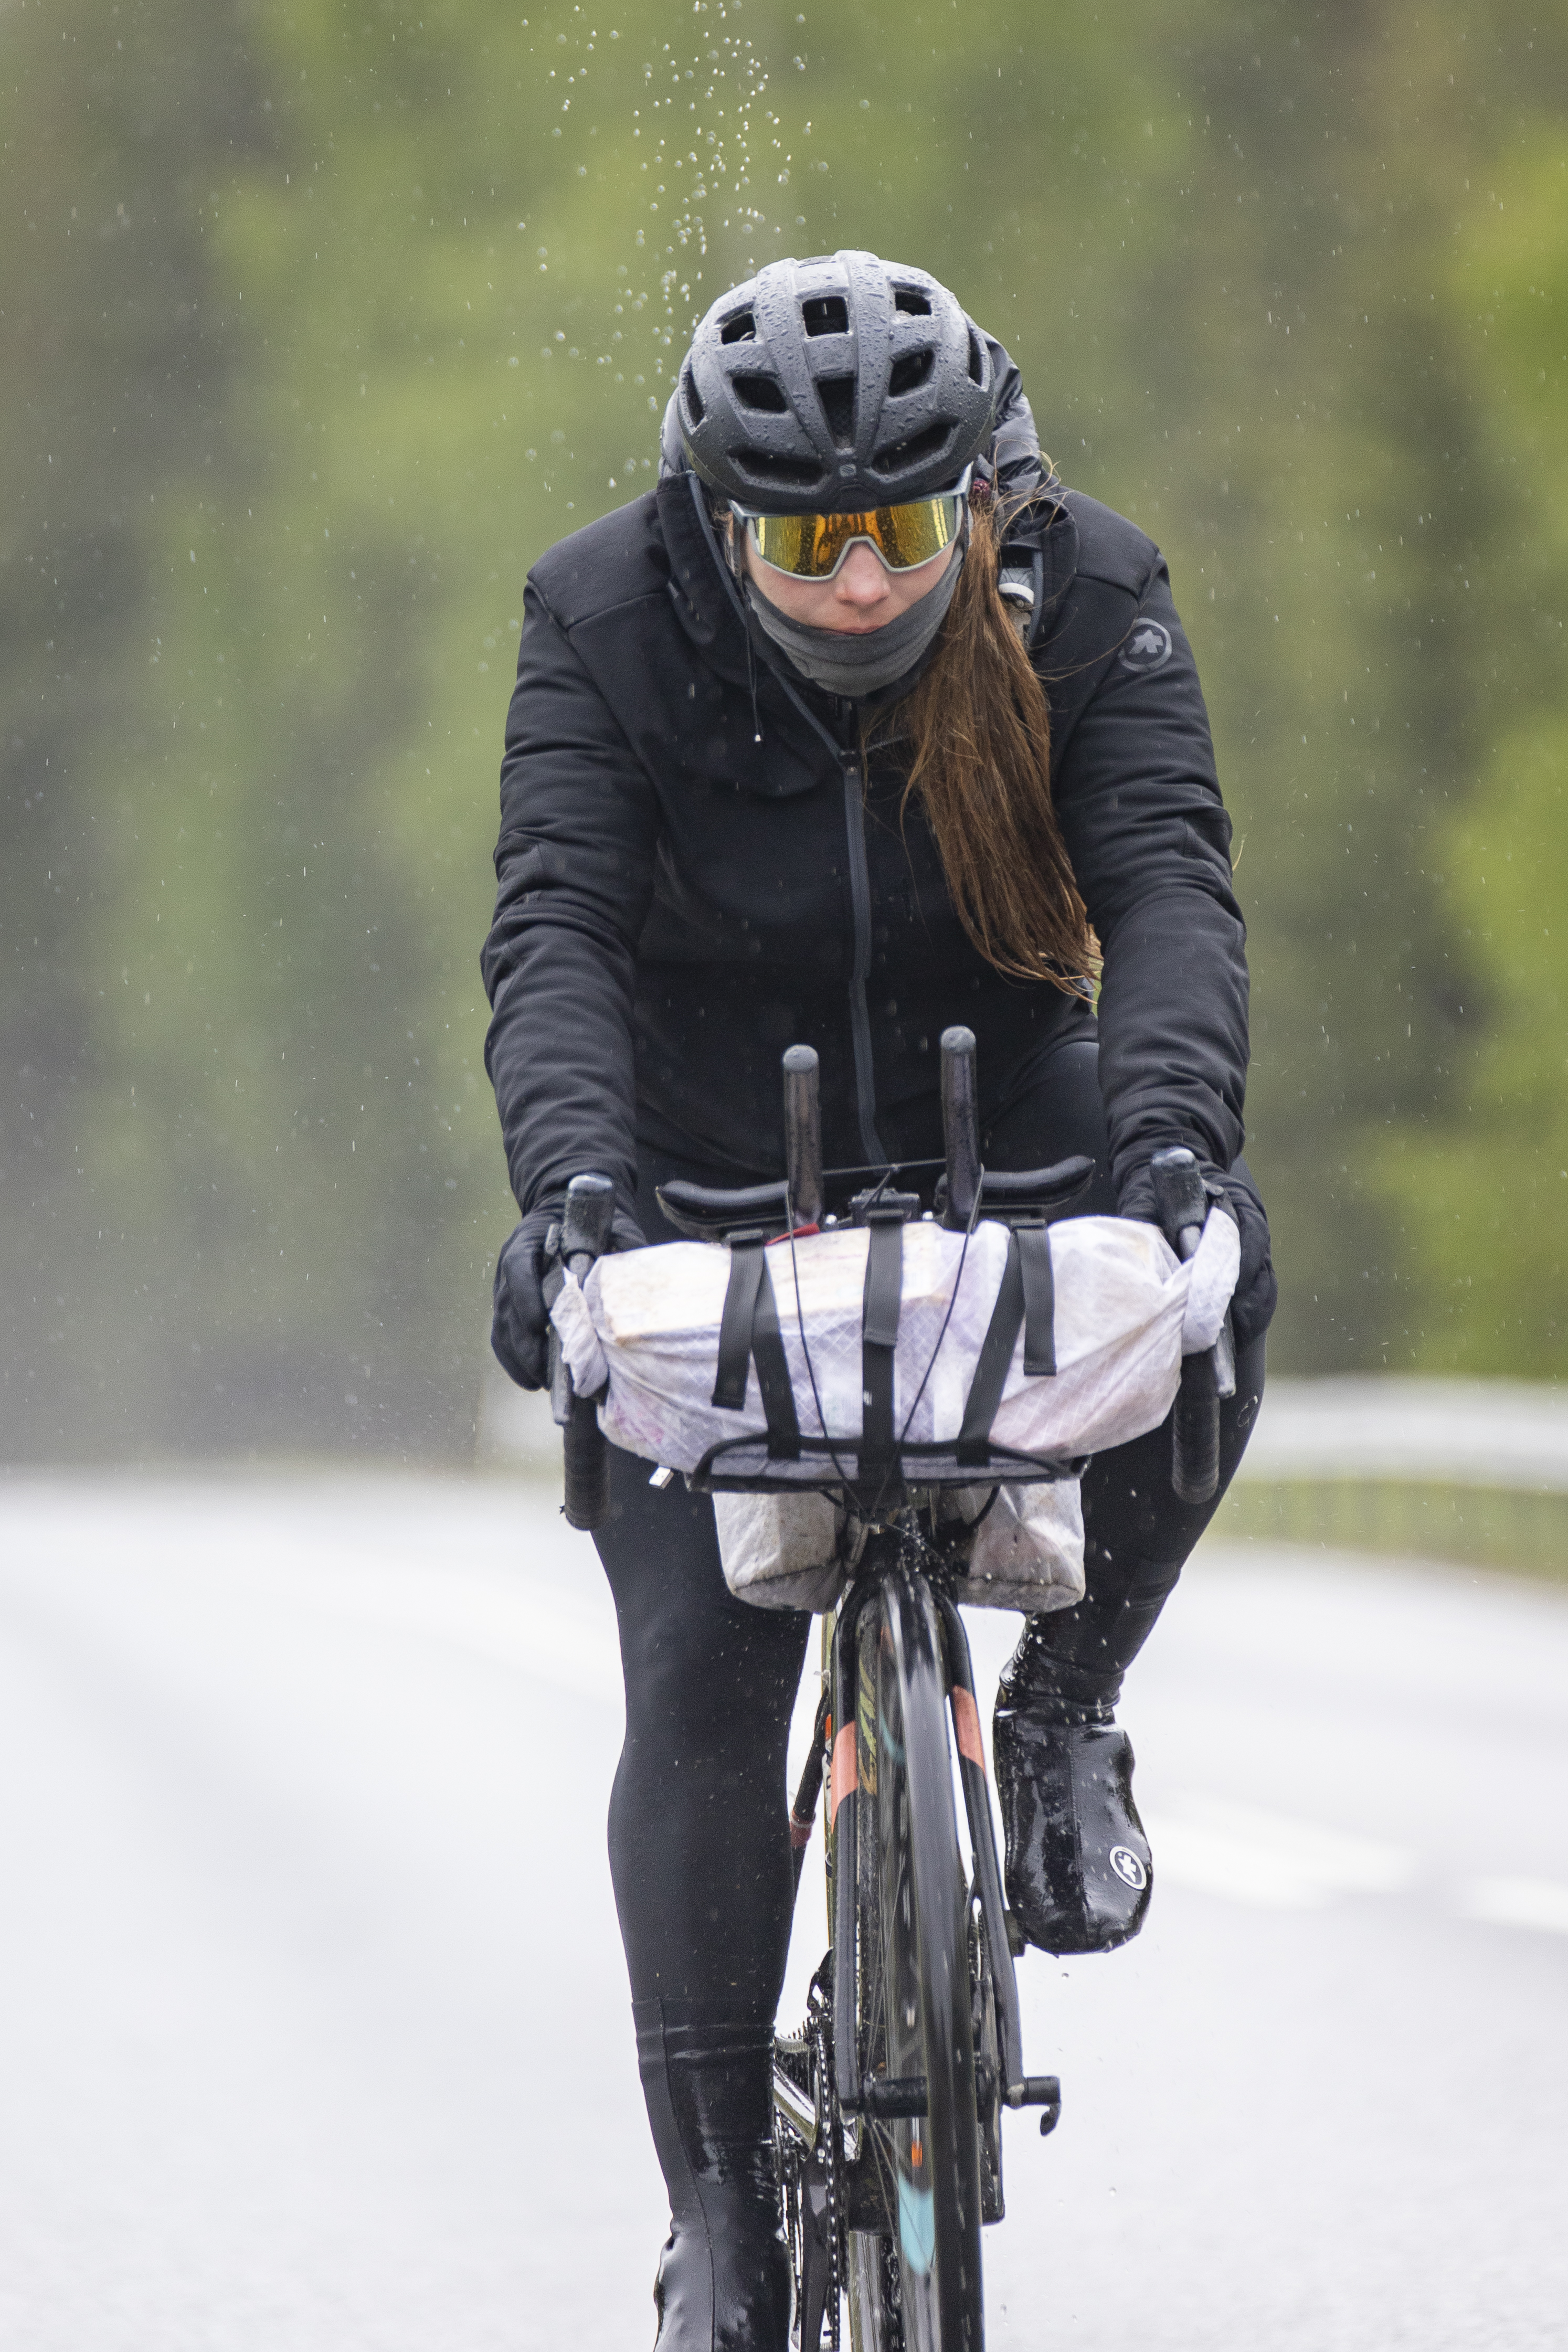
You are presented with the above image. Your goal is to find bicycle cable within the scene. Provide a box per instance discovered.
[896,1172,986,1448]
[783,1185,855,1489]
[865,1170,987,1522]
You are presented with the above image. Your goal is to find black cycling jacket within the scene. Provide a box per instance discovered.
[482,398,1251,1228]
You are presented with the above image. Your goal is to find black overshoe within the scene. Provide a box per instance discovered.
[634,2001,791,2352]
[992,1655,1153,1955]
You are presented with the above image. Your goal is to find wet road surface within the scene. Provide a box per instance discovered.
[0,1476,1562,2350]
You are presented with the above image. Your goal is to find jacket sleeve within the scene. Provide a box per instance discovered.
[1050,560,1250,1197]
[481,580,661,1220]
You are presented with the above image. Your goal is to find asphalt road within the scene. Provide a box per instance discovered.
[0,1476,1563,2351]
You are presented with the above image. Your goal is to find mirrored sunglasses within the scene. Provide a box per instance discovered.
[732,471,971,581]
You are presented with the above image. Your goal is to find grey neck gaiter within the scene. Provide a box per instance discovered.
[743,543,963,700]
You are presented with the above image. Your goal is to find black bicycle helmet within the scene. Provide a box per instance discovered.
[670,250,995,512]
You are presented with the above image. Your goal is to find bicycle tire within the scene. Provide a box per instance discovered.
[847,1569,985,2352]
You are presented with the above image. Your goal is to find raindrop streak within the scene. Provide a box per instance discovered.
[528,2,809,506]
[635,2,798,374]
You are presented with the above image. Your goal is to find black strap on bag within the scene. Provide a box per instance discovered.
[1017,1221,1057,1376]
[957,1223,1056,1467]
[711,1235,801,1459]
[859,1209,905,1471]
[713,1215,1056,1478]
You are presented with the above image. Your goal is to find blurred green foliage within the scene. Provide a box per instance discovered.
[3,0,1566,1458]
[1379,129,1568,1369]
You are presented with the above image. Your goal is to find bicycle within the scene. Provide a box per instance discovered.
[546,1027,1227,2352]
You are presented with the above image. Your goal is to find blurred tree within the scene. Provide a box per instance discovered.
[1380,125,1568,1370]
[0,0,265,1448]
[3,0,1565,1457]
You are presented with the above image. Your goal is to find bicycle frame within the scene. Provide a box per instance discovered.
[772,1519,1062,2351]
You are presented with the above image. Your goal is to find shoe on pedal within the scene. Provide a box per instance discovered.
[991,1698,1153,1955]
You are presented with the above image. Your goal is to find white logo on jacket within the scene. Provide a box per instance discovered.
[1119,620,1172,674]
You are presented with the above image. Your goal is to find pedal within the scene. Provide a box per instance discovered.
[861,2073,928,2118]
[1004,2074,1063,2136]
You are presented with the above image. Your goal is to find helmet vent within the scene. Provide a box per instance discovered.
[734,449,822,492]
[719,311,756,345]
[817,374,856,448]
[967,326,985,385]
[802,294,849,338]
[878,420,951,472]
[732,372,789,414]
[888,348,934,397]
[893,287,932,316]
[682,364,706,425]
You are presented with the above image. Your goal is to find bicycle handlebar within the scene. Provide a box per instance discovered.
[936,1025,1093,1224]
[939,1025,982,1228]
[657,1031,1089,1240]
[549,1171,616,1532]
[1149,1146,1222,1506]
[782,1043,824,1228]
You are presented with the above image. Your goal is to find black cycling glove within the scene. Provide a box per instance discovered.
[1119,1157,1277,1348]
[491,1200,648,1391]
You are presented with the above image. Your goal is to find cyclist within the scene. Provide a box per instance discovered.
[482,250,1275,2348]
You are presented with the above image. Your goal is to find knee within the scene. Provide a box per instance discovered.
[618,1601,807,1767]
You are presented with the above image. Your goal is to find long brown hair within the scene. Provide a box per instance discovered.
[886,494,1098,995]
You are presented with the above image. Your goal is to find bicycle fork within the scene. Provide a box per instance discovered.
[819,1579,1061,2135]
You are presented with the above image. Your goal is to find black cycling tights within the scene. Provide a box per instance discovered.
[592,1040,1265,2016]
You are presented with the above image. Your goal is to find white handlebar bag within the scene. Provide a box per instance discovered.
[549,1209,1239,1613]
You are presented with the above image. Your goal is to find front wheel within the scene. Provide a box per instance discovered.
[847,1570,985,2352]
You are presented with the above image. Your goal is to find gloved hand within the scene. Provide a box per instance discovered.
[1119,1156,1276,1348]
[491,1200,647,1391]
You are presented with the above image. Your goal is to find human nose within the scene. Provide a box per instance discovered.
[833,543,891,607]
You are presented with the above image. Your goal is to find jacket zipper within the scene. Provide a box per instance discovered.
[840,751,888,1168]
[685,470,888,1170]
